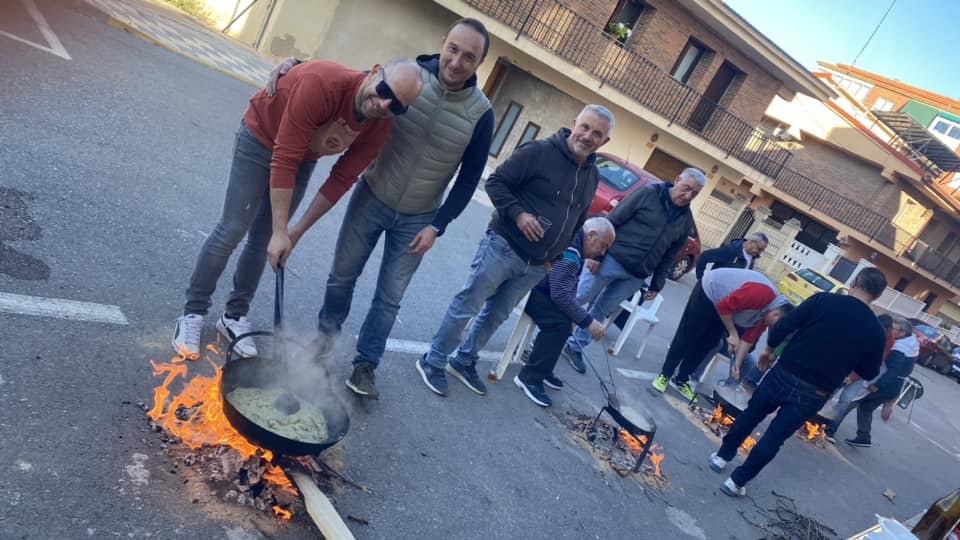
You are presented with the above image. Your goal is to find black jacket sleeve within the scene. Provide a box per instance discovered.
[768,293,818,348]
[650,232,687,292]
[695,243,737,280]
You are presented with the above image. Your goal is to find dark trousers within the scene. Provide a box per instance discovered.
[659,281,724,382]
[855,394,886,442]
[717,366,829,486]
[518,289,573,385]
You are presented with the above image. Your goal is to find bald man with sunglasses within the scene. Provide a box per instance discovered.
[172,59,422,361]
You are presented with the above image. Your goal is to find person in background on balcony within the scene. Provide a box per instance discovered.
[690,232,769,386]
[694,232,768,280]
[708,267,888,498]
[171,59,423,360]
[416,105,614,397]
[514,217,615,407]
[264,19,495,400]
[652,267,793,401]
[562,168,705,375]
[826,317,917,448]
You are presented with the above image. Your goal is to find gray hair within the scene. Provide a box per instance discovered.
[748,232,769,244]
[894,317,913,336]
[583,216,615,238]
[580,104,615,132]
[678,167,707,188]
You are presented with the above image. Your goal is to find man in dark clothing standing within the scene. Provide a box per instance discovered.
[563,169,705,374]
[514,217,615,407]
[708,267,888,497]
[694,233,768,280]
[830,317,918,447]
[417,105,614,397]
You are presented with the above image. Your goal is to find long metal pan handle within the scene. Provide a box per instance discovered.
[275,264,285,364]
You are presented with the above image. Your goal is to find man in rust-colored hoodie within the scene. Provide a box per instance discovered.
[172,59,423,360]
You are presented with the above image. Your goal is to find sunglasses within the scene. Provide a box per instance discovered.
[375,70,408,116]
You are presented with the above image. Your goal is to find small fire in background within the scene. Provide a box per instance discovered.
[146,344,298,519]
[567,413,668,487]
[693,404,759,454]
[799,421,828,444]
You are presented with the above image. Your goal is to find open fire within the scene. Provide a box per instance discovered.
[695,404,759,454]
[618,429,665,477]
[146,346,298,519]
[799,421,828,444]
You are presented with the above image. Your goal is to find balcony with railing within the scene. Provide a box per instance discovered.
[465,0,793,178]
[462,0,960,290]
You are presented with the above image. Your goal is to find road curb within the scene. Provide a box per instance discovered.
[106,16,262,89]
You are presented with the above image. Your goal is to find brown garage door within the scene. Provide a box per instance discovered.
[644,149,690,182]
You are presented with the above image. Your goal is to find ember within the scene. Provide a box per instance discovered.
[146,345,302,518]
[692,404,760,454]
[566,413,668,488]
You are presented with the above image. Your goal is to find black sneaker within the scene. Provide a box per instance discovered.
[564,344,586,374]
[416,355,448,396]
[345,362,379,399]
[514,375,552,407]
[543,374,564,390]
[845,437,872,448]
[446,360,487,395]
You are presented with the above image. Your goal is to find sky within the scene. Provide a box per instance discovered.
[724,0,960,100]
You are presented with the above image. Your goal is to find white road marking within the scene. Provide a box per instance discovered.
[0,292,128,325]
[615,368,658,380]
[0,0,72,60]
[15,460,32,472]
[665,507,706,540]
[383,338,502,361]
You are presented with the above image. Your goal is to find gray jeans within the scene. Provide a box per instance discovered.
[184,122,314,317]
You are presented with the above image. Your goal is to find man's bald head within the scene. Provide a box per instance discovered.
[355,59,423,121]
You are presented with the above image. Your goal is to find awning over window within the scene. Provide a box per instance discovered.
[873,111,960,175]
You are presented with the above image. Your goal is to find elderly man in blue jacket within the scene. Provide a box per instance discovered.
[417,105,615,397]
[514,217,615,407]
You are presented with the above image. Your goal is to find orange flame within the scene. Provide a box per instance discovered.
[705,404,724,425]
[740,436,757,452]
[802,421,827,442]
[618,429,648,453]
[649,444,665,477]
[272,506,292,520]
[148,355,297,509]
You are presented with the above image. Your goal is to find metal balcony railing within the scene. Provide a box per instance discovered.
[463,0,960,289]
[466,0,793,178]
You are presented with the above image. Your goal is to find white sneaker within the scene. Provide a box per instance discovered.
[217,314,258,358]
[721,477,746,497]
[708,452,728,473]
[172,314,204,360]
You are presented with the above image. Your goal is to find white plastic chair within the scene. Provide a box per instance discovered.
[489,292,534,382]
[602,292,664,358]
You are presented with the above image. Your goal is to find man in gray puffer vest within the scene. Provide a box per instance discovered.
[564,168,705,374]
[417,105,615,398]
[268,19,494,399]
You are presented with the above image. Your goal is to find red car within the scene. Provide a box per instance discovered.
[589,152,701,280]
[909,321,955,375]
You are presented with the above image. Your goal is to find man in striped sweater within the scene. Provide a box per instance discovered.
[514,217,616,407]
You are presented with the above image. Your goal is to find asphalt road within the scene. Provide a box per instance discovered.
[2,2,959,539]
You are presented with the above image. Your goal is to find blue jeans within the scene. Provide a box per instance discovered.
[567,254,646,351]
[184,122,314,316]
[317,179,435,366]
[425,230,547,369]
[717,365,829,486]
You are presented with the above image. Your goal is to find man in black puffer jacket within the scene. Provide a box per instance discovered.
[564,168,705,373]
[417,105,614,397]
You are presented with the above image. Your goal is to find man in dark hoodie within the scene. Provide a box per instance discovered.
[417,105,615,397]
[563,168,705,374]
[264,19,495,400]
